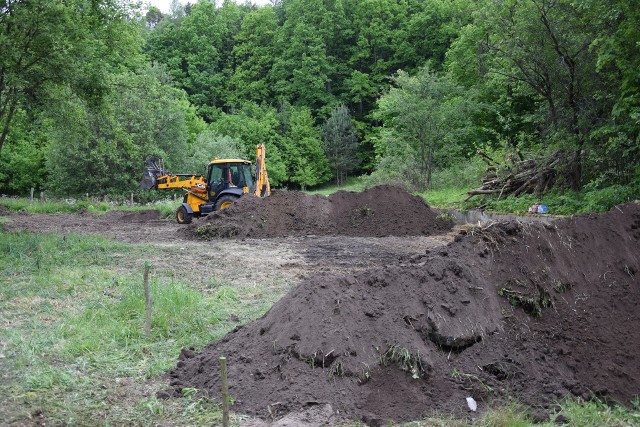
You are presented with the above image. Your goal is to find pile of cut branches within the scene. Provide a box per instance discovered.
[466,151,574,201]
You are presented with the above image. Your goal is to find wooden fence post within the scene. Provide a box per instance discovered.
[30,187,34,205]
[144,262,152,338]
[220,356,229,427]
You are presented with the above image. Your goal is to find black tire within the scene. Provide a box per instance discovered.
[215,194,239,210]
[176,205,193,224]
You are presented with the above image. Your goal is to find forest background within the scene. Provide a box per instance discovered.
[1,0,638,211]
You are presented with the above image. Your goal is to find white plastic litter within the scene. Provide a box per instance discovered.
[466,397,477,412]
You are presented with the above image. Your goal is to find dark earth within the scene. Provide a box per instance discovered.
[191,185,453,239]
[165,191,640,425]
[3,187,639,425]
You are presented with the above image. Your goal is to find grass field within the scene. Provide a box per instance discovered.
[0,231,275,425]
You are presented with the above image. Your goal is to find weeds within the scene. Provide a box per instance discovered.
[379,344,426,379]
[0,231,247,425]
[450,368,493,394]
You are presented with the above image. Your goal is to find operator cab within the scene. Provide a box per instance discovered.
[206,160,254,199]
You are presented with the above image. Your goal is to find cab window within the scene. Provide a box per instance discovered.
[208,164,224,183]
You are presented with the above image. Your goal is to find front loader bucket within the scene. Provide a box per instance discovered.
[139,157,169,190]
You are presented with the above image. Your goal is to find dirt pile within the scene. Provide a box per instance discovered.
[191,185,452,238]
[166,202,640,424]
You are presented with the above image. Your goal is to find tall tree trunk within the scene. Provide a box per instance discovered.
[0,89,18,153]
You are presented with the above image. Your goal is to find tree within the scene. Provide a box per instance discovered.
[207,102,289,185]
[281,106,330,189]
[374,66,476,189]
[0,0,138,154]
[45,66,200,196]
[145,6,165,28]
[474,0,604,189]
[0,108,47,193]
[323,104,359,185]
[270,0,335,112]
[228,6,278,106]
[182,129,244,173]
[584,0,640,186]
[146,1,225,121]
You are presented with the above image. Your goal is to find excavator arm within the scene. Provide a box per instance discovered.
[139,157,206,191]
[254,144,271,198]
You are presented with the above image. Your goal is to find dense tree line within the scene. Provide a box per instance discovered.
[0,0,638,202]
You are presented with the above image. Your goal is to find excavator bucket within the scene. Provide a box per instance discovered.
[140,157,169,190]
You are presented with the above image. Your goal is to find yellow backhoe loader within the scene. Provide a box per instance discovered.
[140,144,270,224]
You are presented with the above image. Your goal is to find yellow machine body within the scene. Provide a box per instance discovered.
[141,145,270,223]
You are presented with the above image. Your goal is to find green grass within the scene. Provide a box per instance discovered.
[0,232,249,425]
[303,158,637,215]
[0,196,180,219]
[0,197,113,214]
[420,187,470,209]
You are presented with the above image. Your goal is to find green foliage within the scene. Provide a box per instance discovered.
[61,278,220,361]
[475,402,532,427]
[0,233,138,286]
[182,129,244,174]
[323,104,360,185]
[271,18,335,111]
[416,158,486,209]
[552,398,640,427]
[0,198,108,215]
[0,232,237,425]
[430,158,486,190]
[228,7,278,106]
[477,180,639,215]
[305,175,369,195]
[0,196,179,219]
[0,0,141,153]
[0,109,47,193]
[44,65,199,196]
[145,1,227,121]
[207,102,289,185]
[210,102,281,155]
[281,107,330,189]
[373,65,478,190]
[0,0,638,207]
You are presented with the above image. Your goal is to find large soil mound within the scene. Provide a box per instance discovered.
[167,202,640,424]
[191,185,452,238]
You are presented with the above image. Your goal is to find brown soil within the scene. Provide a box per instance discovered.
[192,185,452,239]
[166,202,640,425]
[3,191,639,425]
[0,209,182,243]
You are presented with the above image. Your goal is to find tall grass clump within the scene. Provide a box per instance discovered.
[60,276,224,376]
